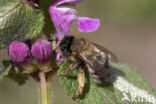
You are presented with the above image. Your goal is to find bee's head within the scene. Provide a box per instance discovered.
[59,36,74,57]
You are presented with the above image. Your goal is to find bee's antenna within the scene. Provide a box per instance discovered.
[58,24,69,36]
[59,24,64,34]
[48,39,61,42]
[0,1,24,18]
[48,39,56,42]
[50,24,67,43]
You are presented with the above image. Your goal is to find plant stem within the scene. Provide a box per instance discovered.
[39,64,58,104]
[39,71,49,104]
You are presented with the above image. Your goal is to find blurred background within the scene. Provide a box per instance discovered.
[0,0,156,104]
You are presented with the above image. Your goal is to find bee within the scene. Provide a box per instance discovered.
[59,36,112,96]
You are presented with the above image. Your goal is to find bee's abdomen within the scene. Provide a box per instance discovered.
[87,65,110,84]
[92,71,110,84]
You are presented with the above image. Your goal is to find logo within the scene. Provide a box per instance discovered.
[122,92,155,103]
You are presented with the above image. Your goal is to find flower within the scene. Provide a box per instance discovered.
[31,39,53,64]
[8,41,31,63]
[49,0,100,65]
[77,17,100,32]
[53,0,82,6]
[49,0,100,40]
[56,50,66,65]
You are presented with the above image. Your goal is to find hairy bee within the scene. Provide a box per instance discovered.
[59,36,112,96]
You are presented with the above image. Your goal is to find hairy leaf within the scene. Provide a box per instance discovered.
[58,62,156,104]
[0,0,44,49]
[0,60,28,85]
[0,60,11,81]
[7,70,28,86]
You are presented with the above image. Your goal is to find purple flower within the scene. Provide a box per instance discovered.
[49,0,100,40]
[50,5,77,40]
[31,39,53,64]
[49,0,100,64]
[9,41,31,64]
[53,0,82,6]
[77,17,100,32]
[56,50,66,65]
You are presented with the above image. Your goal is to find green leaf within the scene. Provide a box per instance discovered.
[0,60,28,85]
[0,0,44,49]
[58,62,156,104]
[0,60,11,81]
[7,69,28,86]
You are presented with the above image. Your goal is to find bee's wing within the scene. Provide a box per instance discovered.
[79,43,112,80]
[92,43,118,62]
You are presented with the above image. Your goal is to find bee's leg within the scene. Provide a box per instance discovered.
[77,67,85,96]
[63,61,80,75]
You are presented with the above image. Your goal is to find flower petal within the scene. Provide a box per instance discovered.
[31,39,52,64]
[53,0,82,6]
[56,50,66,65]
[49,6,77,40]
[77,17,100,32]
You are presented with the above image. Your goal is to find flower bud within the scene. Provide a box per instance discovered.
[31,39,53,64]
[9,41,31,64]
